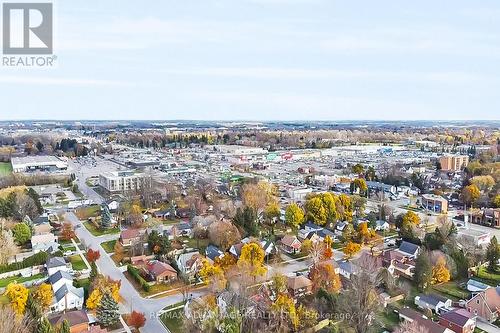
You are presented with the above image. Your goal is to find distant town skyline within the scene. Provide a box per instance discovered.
[1,0,500,120]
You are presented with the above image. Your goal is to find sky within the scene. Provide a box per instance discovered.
[1,0,500,121]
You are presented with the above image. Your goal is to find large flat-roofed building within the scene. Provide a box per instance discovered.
[421,194,448,213]
[439,155,469,172]
[99,170,145,193]
[11,156,68,173]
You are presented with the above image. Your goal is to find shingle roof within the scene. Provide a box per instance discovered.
[287,275,312,290]
[48,270,74,285]
[46,257,67,268]
[399,241,420,256]
[54,284,84,302]
[206,245,223,261]
[48,309,89,327]
[440,308,474,327]
[418,294,449,307]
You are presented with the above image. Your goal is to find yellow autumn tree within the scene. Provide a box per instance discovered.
[402,211,420,225]
[86,275,121,309]
[4,283,28,315]
[237,242,267,282]
[343,241,361,259]
[323,235,333,248]
[301,239,313,254]
[199,259,226,292]
[32,283,54,311]
[272,294,299,331]
[432,258,451,284]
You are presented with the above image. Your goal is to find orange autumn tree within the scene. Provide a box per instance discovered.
[199,259,227,292]
[86,248,101,263]
[126,311,146,330]
[309,261,342,293]
[60,222,76,241]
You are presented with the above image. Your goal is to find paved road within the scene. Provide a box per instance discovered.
[66,212,205,333]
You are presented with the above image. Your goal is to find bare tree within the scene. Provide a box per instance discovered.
[0,305,34,333]
[0,228,19,264]
[393,320,429,333]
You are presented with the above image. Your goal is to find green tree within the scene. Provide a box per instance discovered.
[351,163,364,175]
[96,293,120,327]
[285,203,304,229]
[414,252,432,291]
[12,222,32,245]
[59,320,70,333]
[100,205,113,229]
[36,317,55,333]
[90,261,98,281]
[486,236,500,272]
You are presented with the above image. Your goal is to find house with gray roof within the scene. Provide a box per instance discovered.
[414,294,452,314]
[50,284,84,313]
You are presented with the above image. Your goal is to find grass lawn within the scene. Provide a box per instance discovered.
[332,242,344,250]
[74,277,90,289]
[0,273,45,288]
[83,221,119,237]
[376,307,400,331]
[101,239,117,253]
[124,271,181,297]
[432,281,470,301]
[160,308,185,333]
[180,237,210,251]
[62,245,77,252]
[0,162,12,176]
[474,266,500,286]
[75,205,101,220]
[69,255,87,271]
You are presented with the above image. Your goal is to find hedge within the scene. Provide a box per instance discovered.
[0,252,49,274]
[127,265,150,292]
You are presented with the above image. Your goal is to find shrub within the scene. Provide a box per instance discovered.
[127,265,150,292]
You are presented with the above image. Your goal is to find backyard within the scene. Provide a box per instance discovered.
[0,273,45,288]
[160,303,186,333]
[69,255,87,271]
[75,205,101,220]
[474,266,500,286]
[83,221,119,237]
[101,239,117,253]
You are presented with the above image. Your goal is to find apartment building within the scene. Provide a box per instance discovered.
[99,170,145,193]
[439,155,469,172]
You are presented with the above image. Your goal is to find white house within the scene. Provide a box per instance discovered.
[46,257,70,276]
[414,294,452,314]
[48,270,74,292]
[50,284,84,313]
[32,233,59,254]
[176,251,204,278]
[375,220,390,231]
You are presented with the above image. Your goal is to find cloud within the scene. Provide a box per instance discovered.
[0,75,134,87]
[161,66,491,84]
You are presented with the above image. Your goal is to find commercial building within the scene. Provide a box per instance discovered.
[11,155,68,173]
[421,194,448,213]
[98,170,145,193]
[439,155,469,172]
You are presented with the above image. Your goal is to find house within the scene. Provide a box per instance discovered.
[280,235,302,254]
[366,181,397,194]
[334,221,348,236]
[175,208,191,219]
[105,199,120,213]
[51,284,85,313]
[31,233,59,253]
[470,208,500,228]
[338,260,359,280]
[375,220,390,231]
[153,208,172,220]
[287,275,312,298]
[303,221,323,233]
[46,257,70,275]
[145,260,177,283]
[48,310,89,333]
[33,222,52,235]
[172,222,193,238]
[48,270,74,292]
[398,307,454,333]
[466,286,500,322]
[382,249,416,279]
[439,308,476,333]
[119,228,142,246]
[229,243,244,258]
[261,240,276,257]
[317,228,336,242]
[466,279,490,293]
[415,294,452,314]
[398,241,421,258]
[176,251,204,278]
[205,245,224,262]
